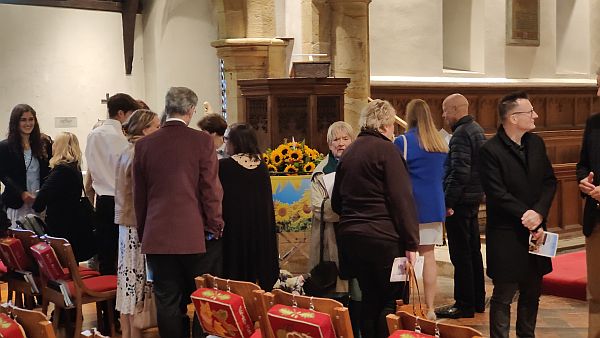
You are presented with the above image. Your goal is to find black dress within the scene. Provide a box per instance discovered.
[33,162,95,262]
[218,156,279,290]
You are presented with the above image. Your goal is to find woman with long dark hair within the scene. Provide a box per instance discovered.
[0,104,52,226]
[219,123,279,290]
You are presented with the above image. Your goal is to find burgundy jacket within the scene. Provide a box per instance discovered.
[133,120,224,254]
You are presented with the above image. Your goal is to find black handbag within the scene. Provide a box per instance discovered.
[73,187,97,262]
[303,198,338,296]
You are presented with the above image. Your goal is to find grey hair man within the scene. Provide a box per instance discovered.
[133,86,223,338]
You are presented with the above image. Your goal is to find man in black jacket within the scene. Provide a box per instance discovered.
[480,91,556,338]
[436,93,486,319]
[576,68,600,338]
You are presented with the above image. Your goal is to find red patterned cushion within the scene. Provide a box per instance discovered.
[0,313,26,338]
[67,275,117,295]
[389,330,435,338]
[191,288,255,338]
[267,304,335,338]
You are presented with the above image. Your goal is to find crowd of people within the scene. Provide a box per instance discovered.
[0,69,599,338]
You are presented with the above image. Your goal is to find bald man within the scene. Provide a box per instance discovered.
[436,94,487,319]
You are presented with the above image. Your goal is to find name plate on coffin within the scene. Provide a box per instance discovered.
[267,304,335,338]
[191,288,254,338]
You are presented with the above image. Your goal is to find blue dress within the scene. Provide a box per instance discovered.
[394,129,447,244]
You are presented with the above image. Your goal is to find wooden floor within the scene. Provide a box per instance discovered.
[2,274,588,337]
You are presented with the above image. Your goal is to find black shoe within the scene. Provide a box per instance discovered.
[434,306,474,319]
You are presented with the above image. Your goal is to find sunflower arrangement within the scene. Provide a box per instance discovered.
[263,139,324,175]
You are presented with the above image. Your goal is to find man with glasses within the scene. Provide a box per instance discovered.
[479,91,556,338]
[436,93,487,319]
[576,68,600,338]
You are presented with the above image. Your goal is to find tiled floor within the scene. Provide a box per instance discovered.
[5,250,590,337]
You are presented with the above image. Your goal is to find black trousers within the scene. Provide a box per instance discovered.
[147,239,223,338]
[95,195,119,275]
[445,203,486,311]
[489,274,542,338]
[338,236,407,338]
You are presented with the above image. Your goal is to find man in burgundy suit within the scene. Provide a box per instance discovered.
[133,87,224,337]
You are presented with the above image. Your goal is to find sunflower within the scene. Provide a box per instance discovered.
[289,149,303,162]
[275,203,291,222]
[303,162,316,173]
[262,153,270,164]
[297,201,312,218]
[277,144,291,157]
[284,164,298,174]
[268,164,277,172]
[270,150,284,166]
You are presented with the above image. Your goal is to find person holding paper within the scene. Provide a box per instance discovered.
[575,67,600,338]
[332,100,419,338]
[479,91,557,338]
[394,99,448,320]
[308,121,355,291]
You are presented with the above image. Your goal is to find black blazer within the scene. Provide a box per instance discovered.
[479,126,557,282]
[576,113,600,237]
[0,138,52,209]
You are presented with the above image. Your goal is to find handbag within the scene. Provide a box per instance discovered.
[303,198,338,296]
[397,262,427,318]
[133,281,157,330]
[74,186,97,262]
[16,214,47,236]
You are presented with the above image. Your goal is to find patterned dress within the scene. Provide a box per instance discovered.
[116,226,146,314]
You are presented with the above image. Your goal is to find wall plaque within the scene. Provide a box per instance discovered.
[506,0,540,46]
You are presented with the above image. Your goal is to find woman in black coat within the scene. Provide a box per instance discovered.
[219,123,279,290]
[33,132,95,262]
[0,104,51,226]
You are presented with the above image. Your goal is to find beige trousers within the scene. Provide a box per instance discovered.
[586,225,600,338]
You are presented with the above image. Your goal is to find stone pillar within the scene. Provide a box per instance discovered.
[330,0,371,129]
[301,0,331,57]
[212,38,290,123]
[246,0,276,37]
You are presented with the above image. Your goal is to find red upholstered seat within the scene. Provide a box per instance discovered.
[63,267,100,279]
[542,250,587,300]
[250,328,261,338]
[0,260,7,273]
[67,275,117,296]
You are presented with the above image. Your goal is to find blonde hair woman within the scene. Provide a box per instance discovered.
[394,99,448,320]
[115,109,159,338]
[332,99,419,338]
[33,132,96,262]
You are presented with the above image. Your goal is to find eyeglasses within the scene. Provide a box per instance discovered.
[511,109,536,117]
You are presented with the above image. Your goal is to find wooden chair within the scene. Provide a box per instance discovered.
[386,311,483,338]
[4,229,42,309]
[259,289,354,338]
[195,274,269,336]
[42,236,117,338]
[0,302,56,338]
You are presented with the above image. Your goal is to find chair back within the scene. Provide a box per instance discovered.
[386,311,483,338]
[0,303,56,338]
[260,289,353,338]
[9,229,41,252]
[43,236,82,283]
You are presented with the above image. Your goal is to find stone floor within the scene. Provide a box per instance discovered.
[5,247,590,337]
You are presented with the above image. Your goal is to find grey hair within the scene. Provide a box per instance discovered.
[359,99,396,130]
[327,121,355,145]
[165,87,198,117]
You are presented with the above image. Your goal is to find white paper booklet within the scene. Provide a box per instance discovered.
[322,172,336,198]
[390,255,425,282]
[528,231,559,258]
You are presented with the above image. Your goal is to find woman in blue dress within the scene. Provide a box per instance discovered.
[394,99,448,320]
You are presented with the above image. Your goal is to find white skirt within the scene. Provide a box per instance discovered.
[419,222,443,245]
[116,225,146,314]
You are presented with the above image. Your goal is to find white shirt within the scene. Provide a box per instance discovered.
[165,117,187,124]
[85,119,129,197]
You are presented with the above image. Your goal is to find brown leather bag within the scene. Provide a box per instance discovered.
[396,262,427,317]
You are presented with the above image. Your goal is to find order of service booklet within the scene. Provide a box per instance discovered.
[389,256,425,282]
[528,231,559,258]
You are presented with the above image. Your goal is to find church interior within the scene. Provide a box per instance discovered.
[0,0,599,337]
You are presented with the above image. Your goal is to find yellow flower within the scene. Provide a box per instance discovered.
[297,201,312,218]
[268,164,277,172]
[278,144,291,157]
[262,153,270,164]
[275,203,291,222]
[303,162,316,172]
[270,150,284,166]
[284,164,298,174]
[289,149,303,162]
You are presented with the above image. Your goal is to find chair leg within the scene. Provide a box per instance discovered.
[73,303,83,338]
[52,305,62,331]
[42,297,49,316]
[106,300,116,337]
[7,284,13,304]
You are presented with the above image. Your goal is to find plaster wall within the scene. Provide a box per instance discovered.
[0,4,145,164]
